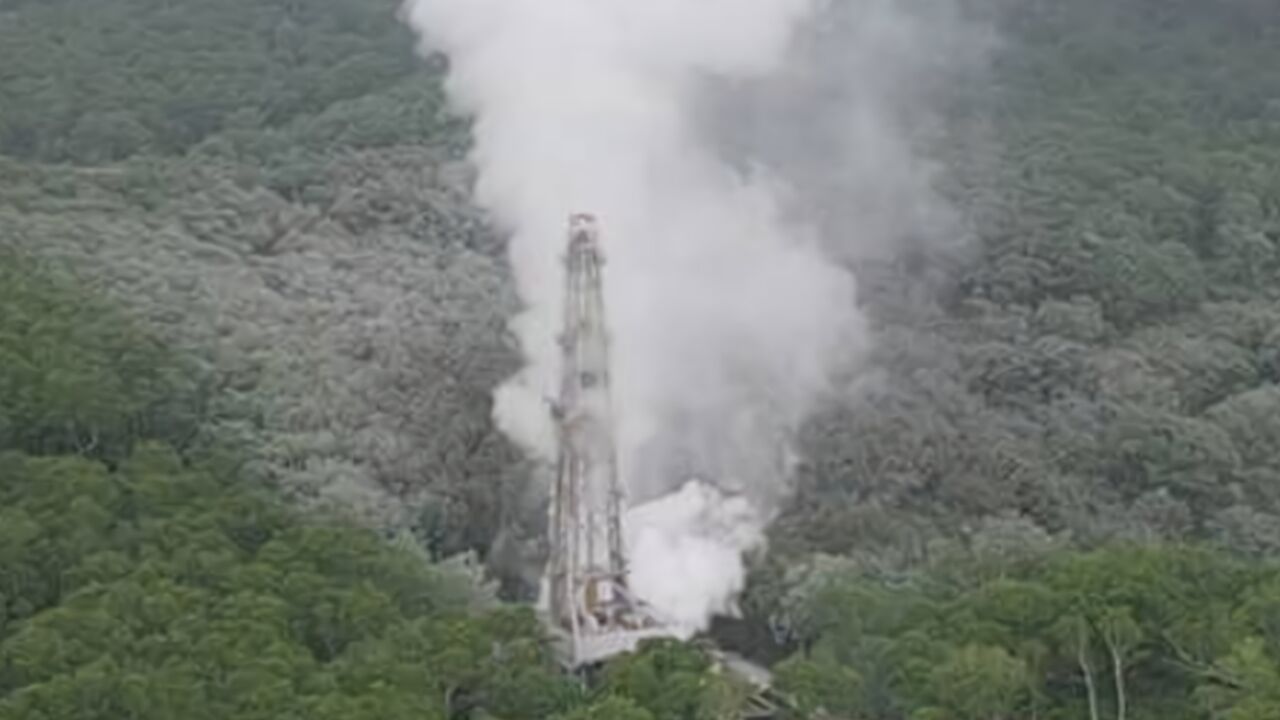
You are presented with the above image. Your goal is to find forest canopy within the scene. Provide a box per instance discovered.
[2,0,1279,718]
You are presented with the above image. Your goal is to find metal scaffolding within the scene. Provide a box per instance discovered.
[544,213,675,667]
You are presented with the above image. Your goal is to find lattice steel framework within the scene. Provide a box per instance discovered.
[545,213,674,667]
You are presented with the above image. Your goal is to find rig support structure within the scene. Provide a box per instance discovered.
[544,213,675,667]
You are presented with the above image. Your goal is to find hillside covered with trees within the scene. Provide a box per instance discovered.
[2,0,1279,718]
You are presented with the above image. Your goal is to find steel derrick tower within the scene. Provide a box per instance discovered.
[544,213,673,667]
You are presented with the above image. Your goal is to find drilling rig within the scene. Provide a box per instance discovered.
[539,214,786,718]
[544,213,677,668]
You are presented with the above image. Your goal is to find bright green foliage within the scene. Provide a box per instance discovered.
[0,439,750,718]
[551,695,657,720]
[0,446,580,720]
[1194,638,1280,720]
[919,644,1027,720]
[598,639,754,720]
[771,545,1280,720]
[0,252,201,459]
[773,655,865,718]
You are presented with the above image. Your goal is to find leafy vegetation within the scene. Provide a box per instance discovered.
[0,440,767,719]
[746,1,1280,716]
[0,251,202,459]
[2,0,1279,717]
[0,269,746,718]
[0,175,768,720]
[768,545,1280,719]
[0,444,552,720]
[774,0,1280,557]
[0,0,427,162]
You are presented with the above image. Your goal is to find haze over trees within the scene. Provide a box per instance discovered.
[2,0,1279,718]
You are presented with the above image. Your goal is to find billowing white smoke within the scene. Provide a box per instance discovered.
[402,0,863,631]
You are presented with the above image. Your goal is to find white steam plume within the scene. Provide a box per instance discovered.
[402,0,864,631]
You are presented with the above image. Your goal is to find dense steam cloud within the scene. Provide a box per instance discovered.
[402,0,969,630]
[705,0,994,268]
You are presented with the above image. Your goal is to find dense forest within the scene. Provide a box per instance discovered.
[2,0,1279,718]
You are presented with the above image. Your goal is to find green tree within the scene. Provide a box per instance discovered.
[551,695,656,720]
[918,644,1028,720]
